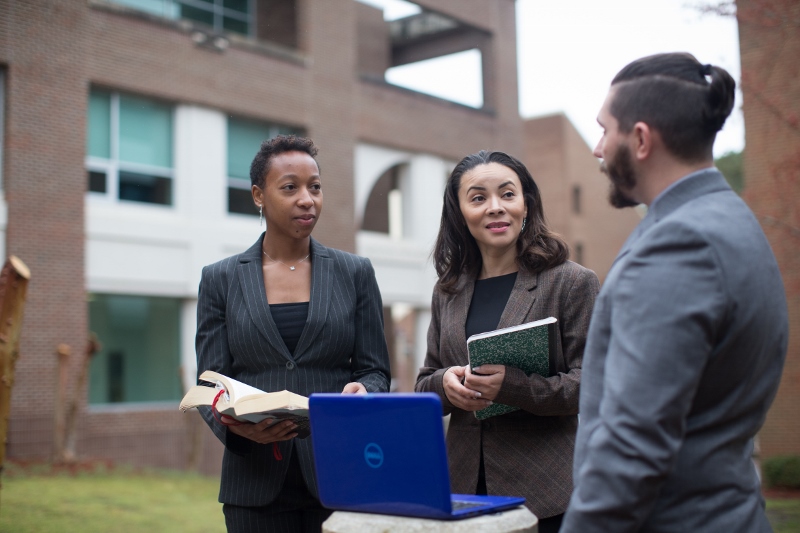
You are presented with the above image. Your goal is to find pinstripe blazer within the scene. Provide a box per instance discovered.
[415,261,599,519]
[196,235,391,507]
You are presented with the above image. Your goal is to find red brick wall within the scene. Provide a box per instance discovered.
[737,0,800,459]
[0,0,525,468]
[1,0,89,457]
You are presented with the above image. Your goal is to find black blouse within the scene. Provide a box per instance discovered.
[465,272,518,339]
[270,301,309,355]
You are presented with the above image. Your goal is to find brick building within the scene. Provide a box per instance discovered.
[737,0,800,460]
[0,0,637,472]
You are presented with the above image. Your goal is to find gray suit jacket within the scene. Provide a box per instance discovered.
[196,235,391,507]
[563,169,788,532]
[416,261,599,519]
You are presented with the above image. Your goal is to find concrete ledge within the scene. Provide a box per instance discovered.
[322,507,537,532]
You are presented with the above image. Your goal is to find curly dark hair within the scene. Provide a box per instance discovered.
[249,135,319,188]
[433,150,569,293]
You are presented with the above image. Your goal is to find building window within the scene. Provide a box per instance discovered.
[227,116,302,216]
[88,294,182,405]
[86,89,174,206]
[113,0,254,38]
[572,184,581,214]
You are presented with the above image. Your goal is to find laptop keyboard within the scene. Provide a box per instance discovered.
[451,499,488,511]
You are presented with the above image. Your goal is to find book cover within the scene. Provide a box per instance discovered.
[467,317,557,420]
[180,370,311,437]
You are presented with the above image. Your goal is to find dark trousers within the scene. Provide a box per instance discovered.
[223,452,332,533]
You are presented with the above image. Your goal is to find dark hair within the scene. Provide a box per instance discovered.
[609,52,736,162]
[249,134,319,188]
[433,150,569,293]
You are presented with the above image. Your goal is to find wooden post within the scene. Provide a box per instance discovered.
[53,343,71,463]
[181,365,204,471]
[62,334,100,462]
[0,256,31,510]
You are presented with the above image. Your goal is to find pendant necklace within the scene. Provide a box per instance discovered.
[263,251,310,271]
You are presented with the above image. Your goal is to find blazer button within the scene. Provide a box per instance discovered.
[484,422,492,431]
[286,361,295,370]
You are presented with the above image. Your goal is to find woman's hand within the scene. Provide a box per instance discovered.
[463,364,505,401]
[342,382,367,394]
[224,415,298,444]
[443,365,493,412]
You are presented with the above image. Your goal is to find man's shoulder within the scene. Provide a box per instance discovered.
[659,189,762,249]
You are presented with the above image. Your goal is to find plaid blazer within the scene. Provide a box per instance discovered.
[196,235,391,507]
[416,260,599,519]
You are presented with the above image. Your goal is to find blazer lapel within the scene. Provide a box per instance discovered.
[497,268,538,329]
[292,238,332,360]
[447,277,474,361]
[237,235,294,362]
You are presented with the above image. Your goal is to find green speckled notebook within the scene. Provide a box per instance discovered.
[467,317,557,420]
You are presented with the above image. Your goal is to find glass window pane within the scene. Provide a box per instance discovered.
[112,0,180,18]
[223,16,248,35]
[223,0,248,14]
[88,294,182,404]
[88,90,111,158]
[119,171,172,205]
[88,170,107,193]
[180,4,214,28]
[228,186,258,215]
[227,117,273,179]
[119,94,173,168]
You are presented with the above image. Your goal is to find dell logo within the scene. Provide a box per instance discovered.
[364,443,384,468]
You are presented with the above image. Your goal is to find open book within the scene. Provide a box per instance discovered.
[467,317,557,420]
[180,370,310,438]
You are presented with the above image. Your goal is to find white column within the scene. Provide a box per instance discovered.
[180,298,198,392]
[403,155,447,248]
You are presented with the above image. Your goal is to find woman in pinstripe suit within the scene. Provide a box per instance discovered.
[196,135,391,532]
[415,151,599,533]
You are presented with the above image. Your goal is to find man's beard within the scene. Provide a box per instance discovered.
[601,144,639,208]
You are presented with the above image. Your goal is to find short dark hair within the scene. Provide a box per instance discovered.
[433,150,569,293]
[610,52,736,162]
[249,135,319,188]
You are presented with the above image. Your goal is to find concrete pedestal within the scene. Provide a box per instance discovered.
[322,507,538,532]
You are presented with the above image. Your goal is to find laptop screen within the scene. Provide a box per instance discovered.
[309,393,454,518]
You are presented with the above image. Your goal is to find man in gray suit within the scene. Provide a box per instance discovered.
[562,53,788,532]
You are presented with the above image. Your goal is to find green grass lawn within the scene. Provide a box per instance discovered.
[0,462,225,533]
[1,461,799,532]
[768,497,800,533]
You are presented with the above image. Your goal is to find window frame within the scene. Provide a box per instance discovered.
[111,0,254,38]
[181,0,254,37]
[86,90,176,207]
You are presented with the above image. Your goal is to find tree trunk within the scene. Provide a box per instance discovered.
[0,256,31,510]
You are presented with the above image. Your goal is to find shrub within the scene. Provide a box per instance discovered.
[763,455,800,489]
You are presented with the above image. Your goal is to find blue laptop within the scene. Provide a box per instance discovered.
[309,392,525,520]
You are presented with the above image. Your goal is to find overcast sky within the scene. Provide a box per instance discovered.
[359,0,743,158]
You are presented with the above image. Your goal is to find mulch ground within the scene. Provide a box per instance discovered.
[764,488,800,500]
